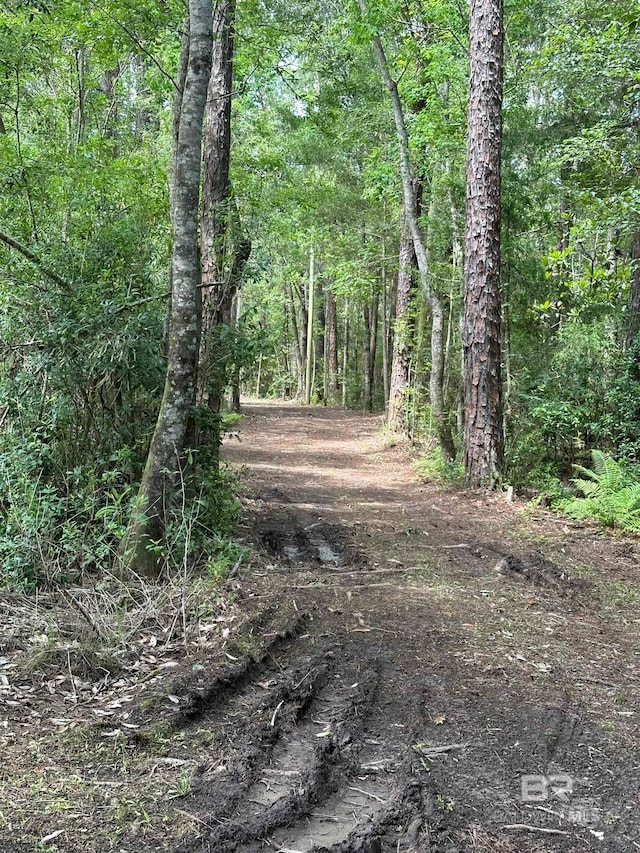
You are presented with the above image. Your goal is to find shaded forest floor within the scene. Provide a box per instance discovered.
[2,401,640,852]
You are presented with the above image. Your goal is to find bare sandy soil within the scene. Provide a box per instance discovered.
[1,401,639,852]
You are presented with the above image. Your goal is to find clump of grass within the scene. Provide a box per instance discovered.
[414,448,465,486]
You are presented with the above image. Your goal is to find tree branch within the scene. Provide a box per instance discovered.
[0,228,70,290]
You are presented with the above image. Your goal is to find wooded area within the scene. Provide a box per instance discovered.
[1,0,640,586]
[3,3,640,849]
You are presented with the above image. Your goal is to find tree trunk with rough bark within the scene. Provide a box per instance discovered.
[197,0,235,416]
[120,0,213,575]
[463,0,505,487]
[388,215,416,433]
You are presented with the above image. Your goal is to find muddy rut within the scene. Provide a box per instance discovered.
[170,402,639,852]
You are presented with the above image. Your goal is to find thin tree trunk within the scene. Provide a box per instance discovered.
[163,19,191,354]
[359,0,454,459]
[314,276,326,401]
[224,232,251,415]
[100,64,120,140]
[230,291,241,412]
[370,289,378,401]
[363,290,378,413]
[342,300,349,407]
[388,215,416,433]
[304,246,315,404]
[381,235,391,408]
[14,69,39,242]
[327,288,339,402]
[625,232,640,353]
[463,0,505,486]
[295,279,308,394]
[74,47,86,149]
[120,0,213,576]
[255,353,262,397]
[363,306,372,413]
[286,279,305,398]
[0,229,70,291]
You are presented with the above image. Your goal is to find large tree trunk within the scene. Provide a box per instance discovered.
[197,0,235,419]
[463,0,505,487]
[359,0,455,459]
[388,215,416,433]
[120,0,213,575]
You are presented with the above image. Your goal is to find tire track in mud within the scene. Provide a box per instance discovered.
[247,487,367,572]
[216,662,382,851]
[170,464,430,851]
[168,604,421,851]
[174,651,419,853]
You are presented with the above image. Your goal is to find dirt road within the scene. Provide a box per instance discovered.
[2,402,639,853]
[211,402,640,852]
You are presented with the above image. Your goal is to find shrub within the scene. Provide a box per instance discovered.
[560,450,640,531]
[415,447,465,486]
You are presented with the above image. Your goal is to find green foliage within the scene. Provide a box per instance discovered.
[160,461,242,577]
[414,447,464,486]
[2,0,640,580]
[561,450,640,530]
[506,320,640,486]
[205,539,247,584]
[0,441,137,589]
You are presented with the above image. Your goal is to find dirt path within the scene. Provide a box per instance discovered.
[1,402,639,853]
[216,401,640,852]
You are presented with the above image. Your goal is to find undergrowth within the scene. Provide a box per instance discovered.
[0,443,243,591]
[414,447,465,486]
[560,450,640,531]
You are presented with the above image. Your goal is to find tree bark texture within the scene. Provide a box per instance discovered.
[388,215,416,433]
[198,0,235,412]
[463,0,505,487]
[121,0,213,575]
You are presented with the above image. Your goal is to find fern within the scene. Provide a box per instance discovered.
[562,451,640,531]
